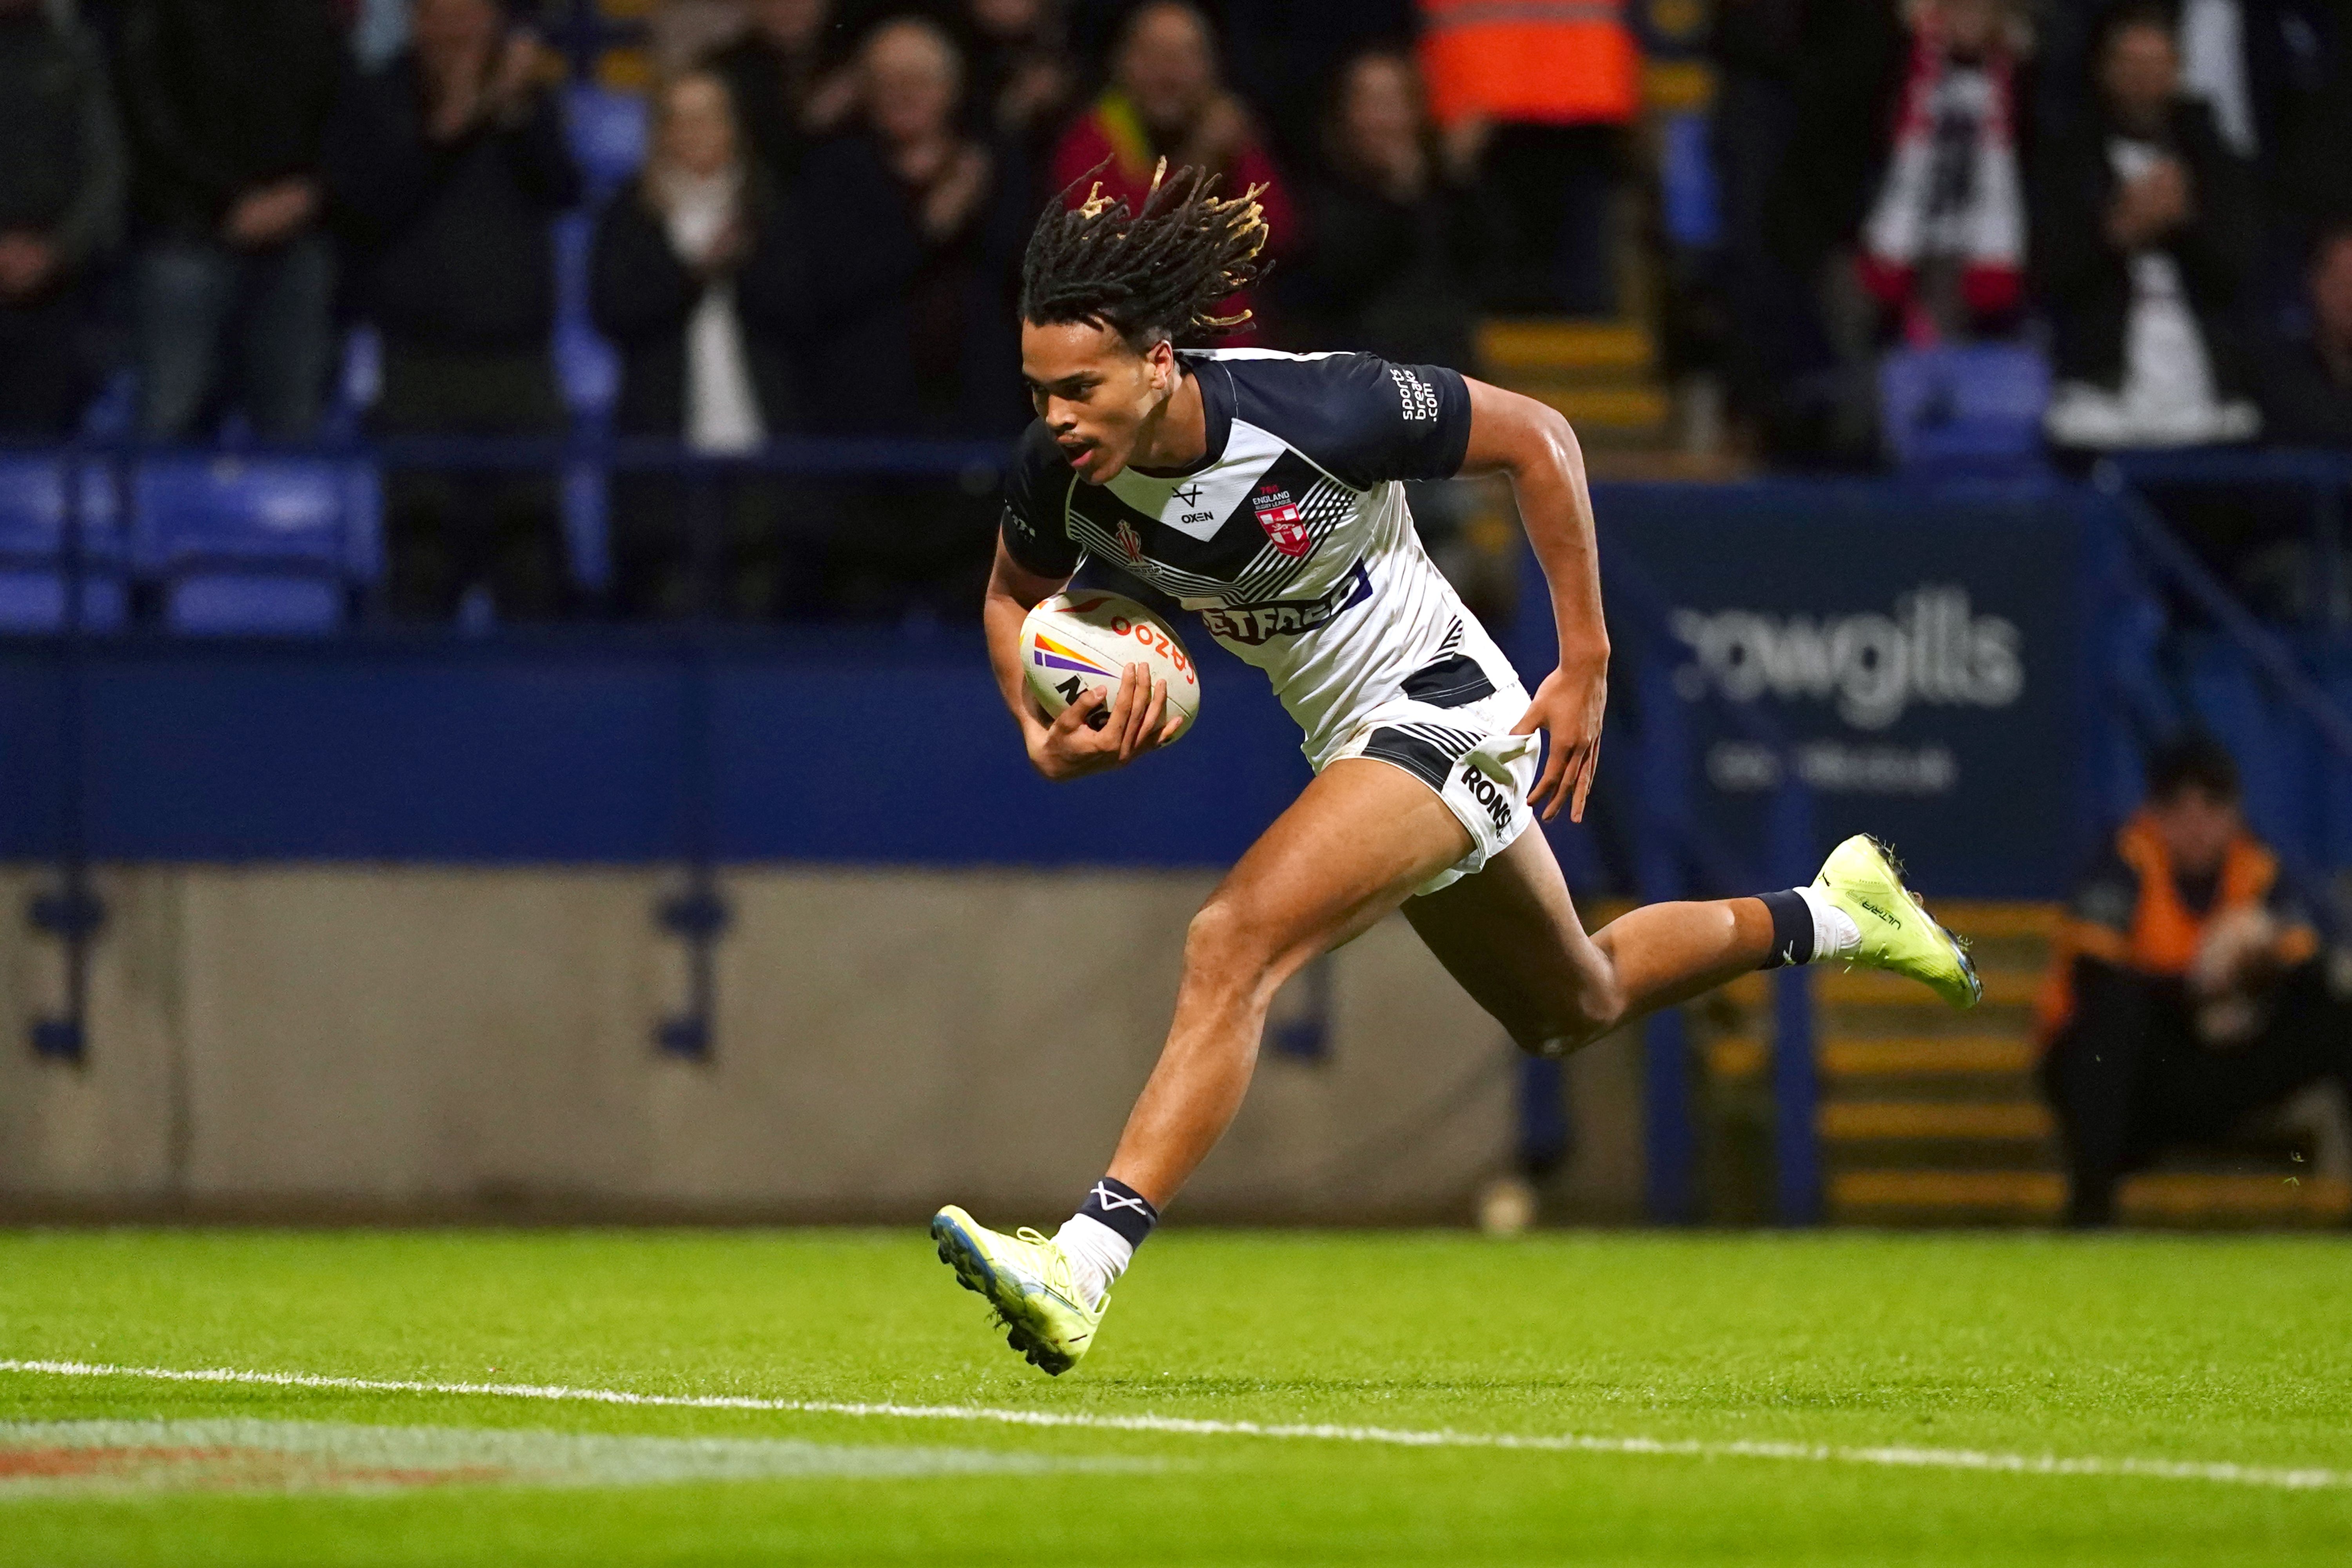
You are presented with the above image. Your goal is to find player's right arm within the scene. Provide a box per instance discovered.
[985,435,1178,781]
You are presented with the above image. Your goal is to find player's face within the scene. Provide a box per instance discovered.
[1020,321,1177,484]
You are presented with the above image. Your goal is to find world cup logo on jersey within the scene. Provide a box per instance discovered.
[1253,485,1310,559]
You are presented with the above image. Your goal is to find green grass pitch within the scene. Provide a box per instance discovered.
[2,1227,2348,1564]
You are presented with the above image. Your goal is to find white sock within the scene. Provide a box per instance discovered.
[1053,1213,1132,1310]
[1794,885,1860,961]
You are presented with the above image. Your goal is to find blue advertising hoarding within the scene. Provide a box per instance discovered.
[1584,482,2098,900]
[4,482,2108,893]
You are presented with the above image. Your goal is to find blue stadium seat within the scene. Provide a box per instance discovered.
[0,456,127,632]
[564,83,647,200]
[132,457,379,634]
[1880,344,2051,479]
[1659,112,1721,251]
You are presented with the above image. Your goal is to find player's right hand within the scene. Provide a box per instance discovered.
[1028,662,1182,781]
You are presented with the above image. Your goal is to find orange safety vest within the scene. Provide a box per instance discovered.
[1418,0,1642,128]
[2035,813,2314,1041]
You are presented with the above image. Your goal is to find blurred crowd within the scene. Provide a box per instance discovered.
[1711,0,2352,466]
[1,0,2349,619]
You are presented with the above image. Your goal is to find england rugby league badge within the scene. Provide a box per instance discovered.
[1252,485,1310,559]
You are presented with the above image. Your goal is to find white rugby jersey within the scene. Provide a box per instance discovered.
[1001,349,1518,766]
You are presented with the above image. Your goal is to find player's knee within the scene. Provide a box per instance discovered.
[1509,977,1626,1057]
[1183,897,1282,990]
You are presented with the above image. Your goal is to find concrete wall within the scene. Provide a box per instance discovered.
[0,866,1646,1225]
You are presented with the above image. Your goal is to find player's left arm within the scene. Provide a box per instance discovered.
[1456,378,1607,823]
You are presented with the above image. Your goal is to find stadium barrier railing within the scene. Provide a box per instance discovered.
[2093,456,2352,922]
[2105,449,2352,629]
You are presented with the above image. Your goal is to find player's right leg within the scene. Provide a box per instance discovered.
[1404,826,1978,1062]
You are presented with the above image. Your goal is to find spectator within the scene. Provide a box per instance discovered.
[961,0,1077,184]
[592,70,800,618]
[0,0,124,438]
[2274,4,2351,243]
[1049,1,1294,342]
[705,0,860,187]
[787,16,1028,613]
[2036,2,2262,452]
[1417,0,1640,316]
[2255,220,2352,446]
[1221,0,1419,164]
[1854,0,2032,345]
[115,0,345,442]
[2038,735,2349,1227]
[1282,49,1487,373]
[1283,49,1514,623]
[2175,0,2349,183]
[1710,0,1843,455]
[1722,0,1905,464]
[791,16,1028,437]
[326,0,581,621]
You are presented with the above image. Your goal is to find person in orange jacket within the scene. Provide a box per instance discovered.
[1416,0,1639,314]
[2038,735,2347,1226]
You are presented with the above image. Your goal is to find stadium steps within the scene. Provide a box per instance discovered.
[1696,900,2352,1227]
[1477,320,1671,449]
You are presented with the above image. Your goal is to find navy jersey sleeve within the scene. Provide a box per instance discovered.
[1000,421,1083,579]
[1221,352,1474,488]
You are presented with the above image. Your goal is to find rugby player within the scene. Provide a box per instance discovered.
[932,167,1978,1373]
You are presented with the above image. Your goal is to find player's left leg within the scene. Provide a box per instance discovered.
[933,756,1475,1373]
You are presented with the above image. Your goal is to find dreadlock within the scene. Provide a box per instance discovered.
[1019,160,1272,350]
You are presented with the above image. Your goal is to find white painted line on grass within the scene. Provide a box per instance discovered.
[0,1417,1139,1495]
[3,1358,2344,1493]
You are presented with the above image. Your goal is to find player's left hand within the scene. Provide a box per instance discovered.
[1512,653,1608,823]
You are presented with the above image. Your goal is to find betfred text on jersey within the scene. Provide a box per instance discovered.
[1195,562,1373,646]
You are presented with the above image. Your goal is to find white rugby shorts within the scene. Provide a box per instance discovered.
[1322,668,1541,896]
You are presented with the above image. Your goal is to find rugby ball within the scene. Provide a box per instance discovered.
[1020,590,1201,742]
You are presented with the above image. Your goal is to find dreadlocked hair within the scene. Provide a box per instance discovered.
[1020,160,1272,350]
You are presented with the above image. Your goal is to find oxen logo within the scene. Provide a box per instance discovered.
[1252,486,1310,559]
